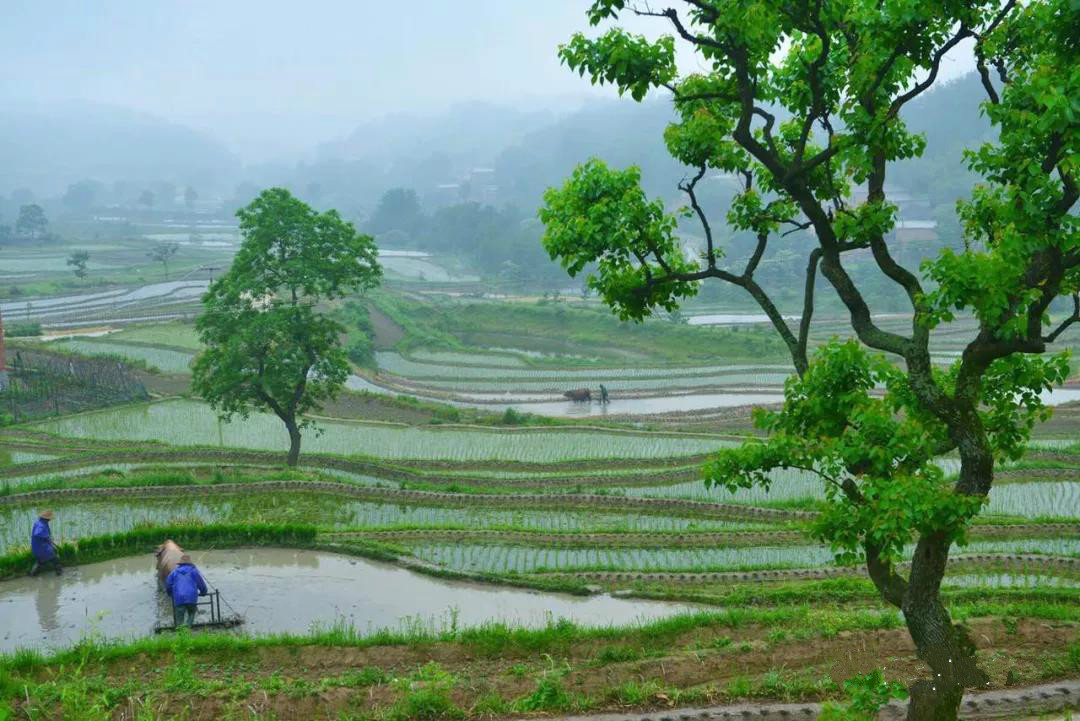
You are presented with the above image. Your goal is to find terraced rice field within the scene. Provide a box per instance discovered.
[375,352,791,381]
[109,323,203,350]
[29,399,730,461]
[2,338,1077,703]
[409,543,842,573]
[49,339,195,373]
[626,473,1080,518]
[0,492,774,556]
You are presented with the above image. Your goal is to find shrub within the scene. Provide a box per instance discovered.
[3,322,41,337]
[500,407,525,426]
[818,671,907,721]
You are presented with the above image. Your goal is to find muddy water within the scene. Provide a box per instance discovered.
[347,375,783,416]
[0,548,695,654]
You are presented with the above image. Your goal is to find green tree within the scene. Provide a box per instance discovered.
[15,204,47,239]
[147,241,180,280]
[184,185,198,210]
[192,188,381,466]
[365,187,424,239]
[540,3,1078,719]
[66,251,90,279]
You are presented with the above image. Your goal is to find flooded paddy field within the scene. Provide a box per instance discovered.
[0,492,773,556]
[0,548,695,654]
[29,399,731,461]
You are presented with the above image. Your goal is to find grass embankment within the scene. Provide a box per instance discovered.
[0,524,317,582]
[1,603,1077,721]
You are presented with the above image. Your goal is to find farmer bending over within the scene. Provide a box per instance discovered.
[30,510,61,576]
[165,553,208,628]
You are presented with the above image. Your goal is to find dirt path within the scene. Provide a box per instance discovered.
[369,302,405,349]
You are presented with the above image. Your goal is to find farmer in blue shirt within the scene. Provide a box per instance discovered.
[165,554,208,628]
[30,510,62,576]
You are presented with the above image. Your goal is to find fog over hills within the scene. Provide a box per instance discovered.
[0,71,991,219]
[0,101,239,197]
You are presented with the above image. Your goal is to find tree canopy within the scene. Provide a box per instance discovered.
[540,2,1078,719]
[15,204,47,239]
[192,188,381,466]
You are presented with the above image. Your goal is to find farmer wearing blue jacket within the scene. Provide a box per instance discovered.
[30,510,62,576]
[165,554,208,628]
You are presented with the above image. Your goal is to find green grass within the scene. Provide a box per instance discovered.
[110,323,203,351]
[48,339,195,373]
[0,523,317,581]
[372,292,789,364]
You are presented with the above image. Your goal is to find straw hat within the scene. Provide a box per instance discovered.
[38,510,54,520]
[179,554,192,563]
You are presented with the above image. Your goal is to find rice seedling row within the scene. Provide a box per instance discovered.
[0,451,57,467]
[30,400,728,461]
[941,573,1080,590]
[0,493,775,555]
[407,537,1080,575]
[408,350,531,367]
[407,542,844,574]
[620,474,1079,519]
[108,323,203,350]
[984,482,1080,519]
[48,339,195,373]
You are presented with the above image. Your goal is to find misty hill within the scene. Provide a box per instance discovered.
[318,102,557,169]
[0,101,239,197]
[276,99,690,218]
[494,99,687,209]
[298,72,993,217]
[890,72,994,206]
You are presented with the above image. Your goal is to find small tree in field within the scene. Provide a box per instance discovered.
[67,251,90,279]
[541,2,1077,720]
[147,241,180,280]
[16,204,47,240]
[192,188,381,466]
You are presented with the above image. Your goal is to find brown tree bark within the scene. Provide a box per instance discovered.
[284,416,302,467]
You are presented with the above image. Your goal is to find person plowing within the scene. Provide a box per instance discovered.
[164,553,208,628]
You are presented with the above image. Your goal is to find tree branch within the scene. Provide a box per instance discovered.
[679,165,716,268]
[797,249,820,364]
[866,542,909,607]
[1044,294,1080,344]
[885,24,974,121]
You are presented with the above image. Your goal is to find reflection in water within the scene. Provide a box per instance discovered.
[34,576,60,632]
[0,549,695,653]
[464,392,785,417]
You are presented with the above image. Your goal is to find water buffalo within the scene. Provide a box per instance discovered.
[155,539,185,587]
[563,388,591,402]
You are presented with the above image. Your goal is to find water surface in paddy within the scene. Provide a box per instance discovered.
[0,549,695,653]
[31,400,723,461]
[347,376,783,416]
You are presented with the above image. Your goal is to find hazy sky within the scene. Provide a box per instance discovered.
[3,1,626,159]
[2,1,977,161]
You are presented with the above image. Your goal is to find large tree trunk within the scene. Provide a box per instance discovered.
[284,416,302,467]
[901,491,990,719]
[902,565,984,720]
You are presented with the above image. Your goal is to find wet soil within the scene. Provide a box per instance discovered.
[16,617,1079,721]
[368,304,405,350]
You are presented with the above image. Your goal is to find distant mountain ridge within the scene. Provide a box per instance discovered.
[0,100,239,196]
